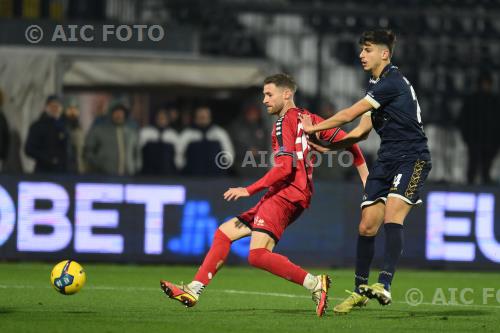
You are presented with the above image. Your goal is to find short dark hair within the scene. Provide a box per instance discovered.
[46,94,61,105]
[359,29,396,56]
[110,103,129,115]
[263,73,297,93]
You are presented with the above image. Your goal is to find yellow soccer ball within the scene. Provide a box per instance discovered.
[50,260,86,295]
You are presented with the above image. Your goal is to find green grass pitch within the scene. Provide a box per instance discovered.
[0,263,499,332]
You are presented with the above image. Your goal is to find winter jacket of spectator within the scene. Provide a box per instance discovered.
[139,126,178,175]
[25,112,69,173]
[84,119,140,175]
[175,124,234,176]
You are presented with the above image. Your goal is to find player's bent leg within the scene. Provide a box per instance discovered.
[358,201,386,236]
[353,203,385,292]
[193,219,251,284]
[248,231,331,317]
[363,158,431,306]
[360,197,412,306]
[160,218,252,307]
[335,203,384,314]
[383,197,412,294]
[384,196,412,224]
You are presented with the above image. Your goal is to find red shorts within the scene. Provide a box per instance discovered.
[236,193,304,243]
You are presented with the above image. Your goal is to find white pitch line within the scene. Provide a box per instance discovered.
[217,289,500,310]
[1,284,499,309]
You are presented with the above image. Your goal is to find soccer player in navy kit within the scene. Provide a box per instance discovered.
[301,29,432,313]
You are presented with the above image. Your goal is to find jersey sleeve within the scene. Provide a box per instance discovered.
[275,114,296,158]
[310,114,342,143]
[245,155,293,195]
[332,129,366,167]
[365,79,401,109]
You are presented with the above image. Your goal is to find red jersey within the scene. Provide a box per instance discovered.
[246,107,365,208]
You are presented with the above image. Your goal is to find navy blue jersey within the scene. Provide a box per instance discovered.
[364,64,431,161]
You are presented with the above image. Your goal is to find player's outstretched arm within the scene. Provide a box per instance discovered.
[307,136,369,189]
[300,98,373,134]
[223,155,293,202]
[308,115,373,152]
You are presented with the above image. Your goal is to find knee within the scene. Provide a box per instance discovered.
[359,221,378,236]
[248,248,268,268]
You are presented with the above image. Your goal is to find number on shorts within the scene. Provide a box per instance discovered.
[393,174,403,188]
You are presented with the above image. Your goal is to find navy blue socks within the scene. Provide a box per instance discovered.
[354,235,375,293]
[378,223,404,291]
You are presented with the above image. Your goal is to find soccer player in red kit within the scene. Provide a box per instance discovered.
[160,73,368,317]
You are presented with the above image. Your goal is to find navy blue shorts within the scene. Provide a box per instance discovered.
[361,158,432,208]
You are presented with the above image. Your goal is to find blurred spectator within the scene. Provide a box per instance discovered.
[176,106,234,176]
[64,100,85,173]
[84,104,140,175]
[229,104,269,177]
[1,88,22,173]
[0,89,9,171]
[90,97,139,130]
[458,72,500,184]
[90,98,109,128]
[166,106,183,133]
[140,108,178,175]
[25,95,69,173]
[3,130,23,173]
[180,108,192,130]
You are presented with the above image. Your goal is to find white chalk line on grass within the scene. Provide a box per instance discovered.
[220,289,500,309]
[1,284,499,310]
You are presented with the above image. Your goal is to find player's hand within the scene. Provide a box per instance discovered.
[298,113,315,134]
[224,187,250,201]
[307,139,331,153]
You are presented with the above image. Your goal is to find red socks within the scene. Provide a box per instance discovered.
[248,248,308,286]
[194,229,232,285]
[193,230,308,287]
